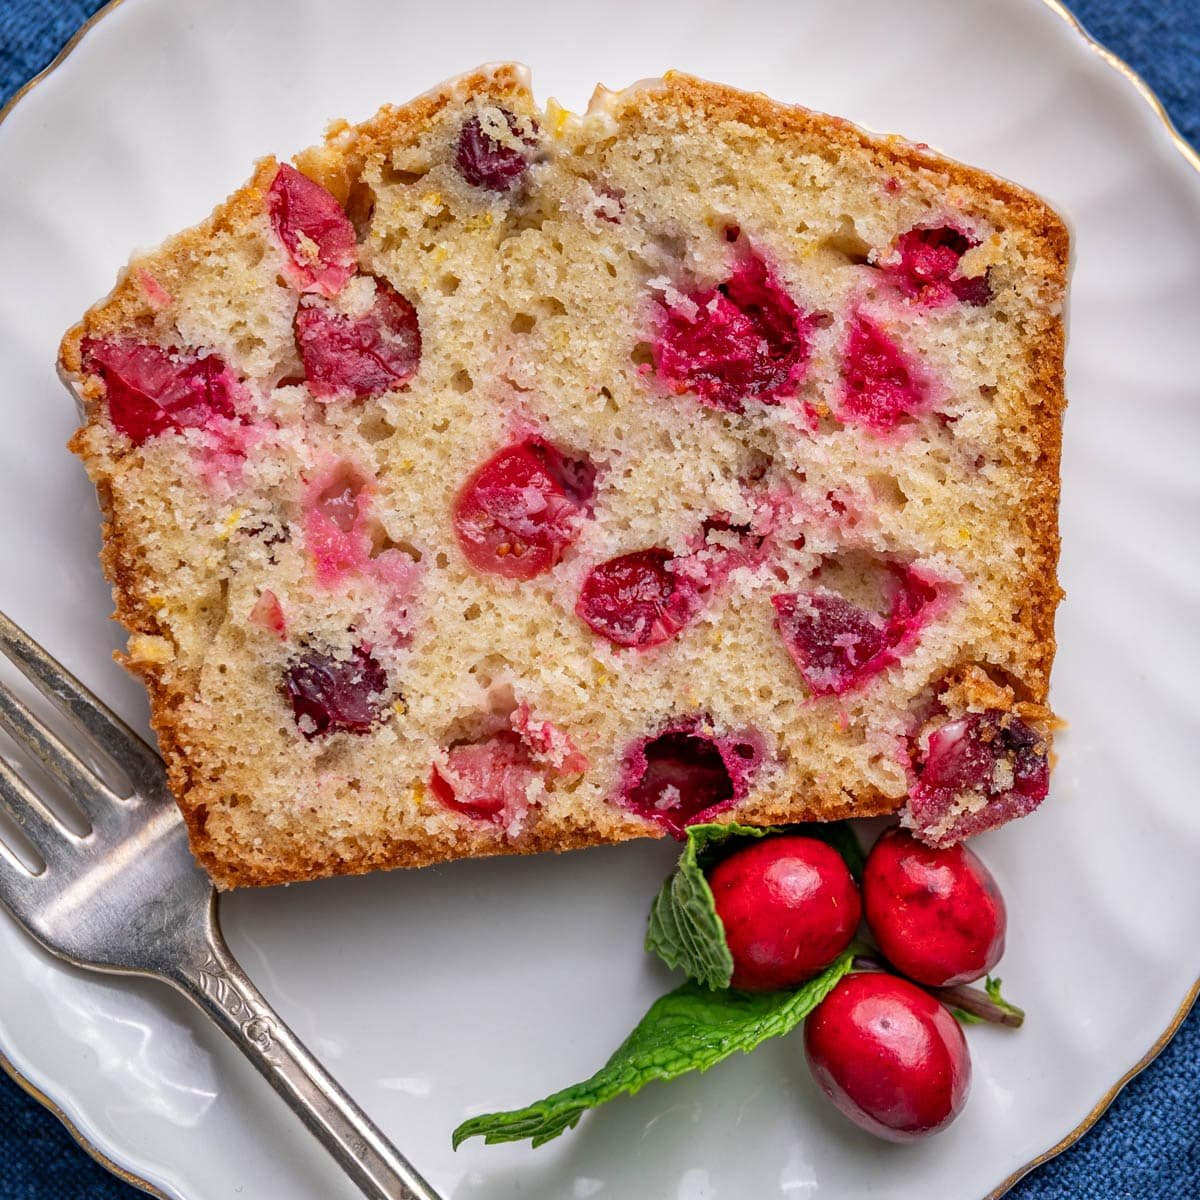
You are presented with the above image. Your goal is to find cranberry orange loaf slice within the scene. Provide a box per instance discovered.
[60,66,1067,888]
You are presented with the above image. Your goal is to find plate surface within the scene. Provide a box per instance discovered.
[2,0,1199,1196]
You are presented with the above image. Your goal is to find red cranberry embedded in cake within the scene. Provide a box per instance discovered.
[295,281,421,400]
[283,644,389,739]
[886,225,992,308]
[267,163,357,298]
[617,719,763,836]
[248,589,287,639]
[837,314,930,435]
[905,710,1050,847]
[454,437,595,580]
[772,566,947,696]
[651,252,814,412]
[81,338,241,446]
[576,548,705,649]
[453,110,538,192]
[430,731,539,824]
[303,462,374,585]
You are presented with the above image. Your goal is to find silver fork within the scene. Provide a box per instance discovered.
[0,610,441,1200]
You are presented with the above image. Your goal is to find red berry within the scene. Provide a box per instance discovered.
[453,437,595,580]
[863,828,1005,986]
[283,645,388,738]
[81,338,240,445]
[453,110,537,192]
[616,721,762,836]
[267,163,357,298]
[772,567,944,696]
[651,252,814,412]
[837,313,929,434]
[887,225,991,308]
[708,836,861,992]
[430,731,537,824]
[804,973,971,1141]
[576,549,703,648]
[907,710,1050,847]
[295,281,421,400]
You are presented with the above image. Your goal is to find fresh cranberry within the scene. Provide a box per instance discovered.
[863,828,1005,987]
[430,731,537,824]
[651,253,814,412]
[886,225,991,308]
[283,645,388,738]
[453,437,595,579]
[708,836,861,992]
[804,973,971,1141]
[295,281,421,400]
[772,567,944,696]
[837,314,929,434]
[267,163,357,298]
[616,720,763,836]
[81,338,240,445]
[576,549,705,648]
[249,590,287,638]
[453,110,537,192]
[905,710,1050,847]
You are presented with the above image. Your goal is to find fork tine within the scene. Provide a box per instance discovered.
[0,679,124,821]
[0,755,83,870]
[0,611,164,792]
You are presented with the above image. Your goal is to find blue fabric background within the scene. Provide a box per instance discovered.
[0,1,1196,1196]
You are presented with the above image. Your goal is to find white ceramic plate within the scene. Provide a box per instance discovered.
[2,0,1199,1196]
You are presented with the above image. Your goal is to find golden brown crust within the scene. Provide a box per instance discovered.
[62,66,1066,889]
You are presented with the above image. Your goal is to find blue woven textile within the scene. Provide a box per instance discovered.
[0,2,1196,1196]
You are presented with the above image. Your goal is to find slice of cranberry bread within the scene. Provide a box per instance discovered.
[60,65,1067,888]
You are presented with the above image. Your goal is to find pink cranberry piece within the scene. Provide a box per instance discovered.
[81,338,239,446]
[772,593,888,696]
[314,463,366,533]
[249,590,287,639]
[863,827,1006,987]
[837,314,928,434]
[453,110,537,192]
[906,710,1050,847]
[295,281,421,400]
[888,225,991,308]
[652,253,814,412]
[430,731,539,824]
[283,645,388,739]
[453,437,595,580]
[708,835,862,992]
[267,163,357,298]
[576,549,703,649]
[618,720,763,836]
[804,973,971,1142]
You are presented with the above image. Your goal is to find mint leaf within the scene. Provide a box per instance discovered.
[452,947,854,1149]
[644,820,864,988]
[645,822,771,989]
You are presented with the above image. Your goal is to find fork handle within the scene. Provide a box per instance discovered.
[165,903,442,1200]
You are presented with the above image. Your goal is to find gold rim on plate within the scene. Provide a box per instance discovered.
[0,1,1197,1197]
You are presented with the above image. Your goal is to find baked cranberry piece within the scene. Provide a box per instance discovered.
[430,731,538,824]
[295,281,421,400]
[81,338,240,446]
[267,163,357,298]
[772,567,943,696]
[905,710,1050,847]
[804,973,971,1142]
[652,252,814,412]
[454,437,595,580]
[576,549,705,649]
[454,109,537,192]
[709,835,862,991]
[283,645,388,739]
[837,314,929,434]
[887,225,991,308]
[617,719,763,837]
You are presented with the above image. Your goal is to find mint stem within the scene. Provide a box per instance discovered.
[851,955,1025,1028]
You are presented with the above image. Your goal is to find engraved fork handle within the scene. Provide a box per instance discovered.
[161,894,442,1200]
